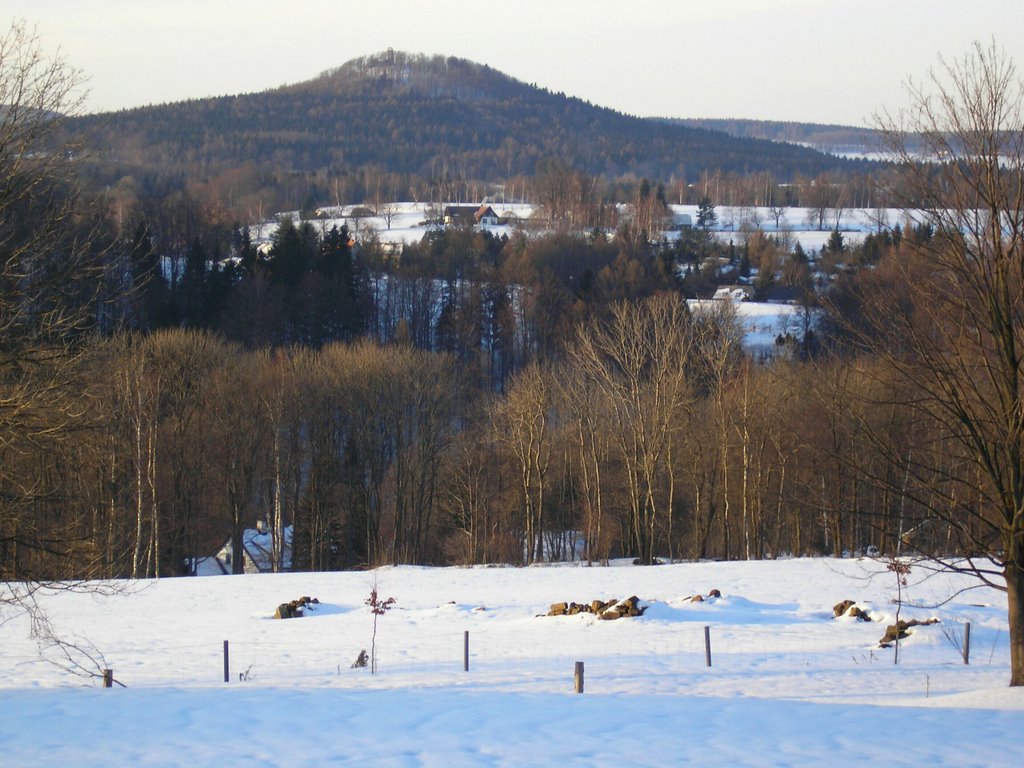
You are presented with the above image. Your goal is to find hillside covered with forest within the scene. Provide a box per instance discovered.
[68,51,870,193]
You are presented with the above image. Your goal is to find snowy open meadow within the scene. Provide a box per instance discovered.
[1,558,1020,766]
[263,201,895,255]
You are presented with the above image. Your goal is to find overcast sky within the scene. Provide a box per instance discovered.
[8,0,1022,126]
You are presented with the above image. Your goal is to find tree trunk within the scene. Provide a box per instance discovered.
[271,428,282,572]
[231,509,245,575]
[1008,560,1024,686]
[148,424,159,578]
[721,438,731,560]
[132,414,144,579]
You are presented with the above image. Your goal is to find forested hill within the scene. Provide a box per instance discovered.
[662,118,890,157]
[69,51,868,185]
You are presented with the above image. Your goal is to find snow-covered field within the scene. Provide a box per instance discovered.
[668,203,897,253]
[261,201,901,255]
[1,558,1020,766]
[689,299,810,354]
[271,202,536,250]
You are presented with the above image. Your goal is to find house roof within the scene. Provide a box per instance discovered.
[760,284,805,304]
[443,204,497,223]
[443,205,477,217]
[192,524,293,576]
[713,285,750,301]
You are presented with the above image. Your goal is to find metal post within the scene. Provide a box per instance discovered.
[463,631,470,672]
[223,640,230,682]
[704,625,712,668]
[963,622,971,665]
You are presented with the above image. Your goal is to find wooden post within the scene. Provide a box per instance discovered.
[463,631,470,672]
[704,625,712,668]
[574,661,584,693]
[963,622,971,665]
[223,640,230,682]
[102,669,113,688]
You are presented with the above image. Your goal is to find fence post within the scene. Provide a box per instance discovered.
[574,661,584,693]
[223,640,230,682]
[963,622,971,665]
[102,669,113,688]
[463,631,470,672]
[704,625,712,668]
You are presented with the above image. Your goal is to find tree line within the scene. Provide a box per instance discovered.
[1,253,999,581]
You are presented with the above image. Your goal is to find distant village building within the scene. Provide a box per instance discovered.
[380,241,405,260]
[712,285,750,301]
[760,284,805,305]
[443,204,499,227]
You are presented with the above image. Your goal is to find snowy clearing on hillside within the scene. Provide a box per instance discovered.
[263,202,536,251]
[688,299,813,355]
[668,203,900,253]
[1,558,1020,766]
[256,201,907,256]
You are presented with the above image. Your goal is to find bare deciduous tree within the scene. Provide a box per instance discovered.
[1,20,105,586]
[768,204,787,230]
[692,299,744,560]
[571,294,696,564]
[556,364,612,564]
[852,41,1024,686]
[491,363,554,564]
[208,348,268,574]
[0,22,128,664]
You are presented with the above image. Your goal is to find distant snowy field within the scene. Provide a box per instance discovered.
[675,203,899,253]
[689,298,809,354]
[2,558,1020,766]
[259,201,903,255]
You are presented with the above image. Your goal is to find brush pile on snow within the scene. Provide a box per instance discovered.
[546,596,646,619]
[686,588,722,603]
[832,599,872,621]
[274,595,320,619]
[879,617,940,646]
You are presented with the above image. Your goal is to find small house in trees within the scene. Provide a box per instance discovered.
[712,285,750,301]
[475,204,499,225]
[760,284,804,305]
[443,204,499,227]
[380,241,405,261]
[672,211,693,229]
[192,522,293,575]
[442,205,475,226]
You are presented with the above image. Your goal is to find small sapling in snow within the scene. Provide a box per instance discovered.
[365,586,396,674]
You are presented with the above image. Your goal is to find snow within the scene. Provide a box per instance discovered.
[688,298,812,354]
[1,558,1018,766]
[193,524,293,576]
[257,201,907,256]
[666,204,905,252]
[268,202,536,251]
